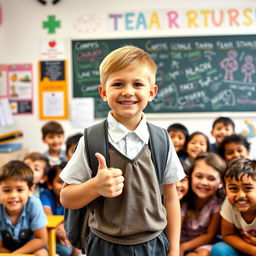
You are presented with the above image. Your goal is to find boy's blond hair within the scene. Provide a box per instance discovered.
[99,45,157,85]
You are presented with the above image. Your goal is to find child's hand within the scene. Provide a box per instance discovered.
[95,153,124,198]
[242,231,256,246]
[56,223,72,247]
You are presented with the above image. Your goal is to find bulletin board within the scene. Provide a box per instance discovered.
[72,35,256,118]
[38,60,69,120]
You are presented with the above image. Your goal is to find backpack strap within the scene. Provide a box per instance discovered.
[84,119,109,176]
[147,122,170,184]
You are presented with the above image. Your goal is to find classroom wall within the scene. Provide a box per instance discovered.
[0,0,255,156]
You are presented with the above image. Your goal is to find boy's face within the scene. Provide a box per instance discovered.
[176,176,189,200]
[24,159,47,185]
[225,175,256,214]
[43,133,65,153]
[211,122,234,145]
[224,142,249,162]
[168,130,186,152]
[0,178,32,215]
[48,171,63,199]
[98,65,158,129]
[186,134,208,160]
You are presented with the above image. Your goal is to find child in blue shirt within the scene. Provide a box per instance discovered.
[0,160,48,255]
[60,45,185,256]
[40,162,80,256]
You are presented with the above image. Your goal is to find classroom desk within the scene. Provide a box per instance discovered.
[46,215,64,256]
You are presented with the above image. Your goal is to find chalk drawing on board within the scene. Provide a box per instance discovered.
[241,55,255,83]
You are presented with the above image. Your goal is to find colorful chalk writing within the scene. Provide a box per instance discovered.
[72,35,256,118]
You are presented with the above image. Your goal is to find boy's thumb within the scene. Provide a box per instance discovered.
[95,153,108,170]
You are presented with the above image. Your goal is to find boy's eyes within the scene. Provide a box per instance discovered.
[134,82,144,87]
[112,82,123,87]
[2,189,11,193]
[243,185,255,191]
[227,186,237,192]
[2,188,25,193]
[112,82,144,87]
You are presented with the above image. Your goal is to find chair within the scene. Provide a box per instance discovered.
[0,254,33,256]
[46,215,64,256]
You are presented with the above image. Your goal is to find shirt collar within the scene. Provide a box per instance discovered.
[107,112,149,144]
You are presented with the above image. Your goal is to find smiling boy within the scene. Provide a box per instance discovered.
[60,46,185,256]
[0,160,48,255]
[211,158,256,256]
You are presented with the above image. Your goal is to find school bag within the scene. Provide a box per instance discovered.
[64,119,170,254]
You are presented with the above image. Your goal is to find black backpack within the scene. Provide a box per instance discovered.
[64,120,170,254]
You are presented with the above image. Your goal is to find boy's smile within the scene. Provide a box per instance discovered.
[99,65,157,130]
[225,175,256,214]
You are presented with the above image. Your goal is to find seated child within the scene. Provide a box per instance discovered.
[176,160,190,201]
[23,152,50,198]
[211,158,256,256]
[167,123,189,160]
[40,162,80,256]
[0,160,48,255]
[184,131,212,166]
[65,133,83,161]
[218,134,250,162]
[41,121,66,166]
[180,153,226,256]
[211,117,235,153]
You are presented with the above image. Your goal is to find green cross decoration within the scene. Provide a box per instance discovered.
[43,15,61,34]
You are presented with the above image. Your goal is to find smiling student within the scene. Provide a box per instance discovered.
[0,160,48,255]
[60,45,185,256]
[211,158,256,256]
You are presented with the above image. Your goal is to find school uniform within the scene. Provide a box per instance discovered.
[60,112,185,255]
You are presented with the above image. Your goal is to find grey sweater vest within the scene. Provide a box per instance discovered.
[89,144,167,245]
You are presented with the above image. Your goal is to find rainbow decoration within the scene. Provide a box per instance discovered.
[242,120,256,138]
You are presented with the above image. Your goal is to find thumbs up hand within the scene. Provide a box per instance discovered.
[94,153,124,198]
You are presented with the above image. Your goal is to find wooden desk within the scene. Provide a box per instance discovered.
[46,215,64,256]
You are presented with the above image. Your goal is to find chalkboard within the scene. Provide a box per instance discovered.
[72,35,256,118]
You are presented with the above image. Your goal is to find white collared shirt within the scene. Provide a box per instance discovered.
[107,112,149,160]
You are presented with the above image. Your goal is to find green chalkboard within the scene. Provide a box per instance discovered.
[72,35,256,118]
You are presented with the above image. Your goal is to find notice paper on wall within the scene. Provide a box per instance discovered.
[7,64,33,115]
[38,60,68,120]
[0,98,14,127]
[71,97,94,129]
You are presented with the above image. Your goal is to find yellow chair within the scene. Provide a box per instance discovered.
[0,254,33,256]
[46,215,64,256]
